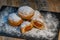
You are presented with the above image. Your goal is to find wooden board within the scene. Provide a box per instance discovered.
[47,0,60,12]
[0,0,60,12]
[58,30,60,40]
[0,36,25,40]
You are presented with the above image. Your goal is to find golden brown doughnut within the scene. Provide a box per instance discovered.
[20,21,33,33]
[31,20,44,30]
[8,13,23,26]
[31,10,45,30]
[18,6,34,20]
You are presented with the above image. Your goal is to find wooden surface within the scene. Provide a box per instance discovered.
[58,30,60,40]
[0,0,60,12]
[47,0,60,12]
[0,0,60,40]
[0,36,25,40]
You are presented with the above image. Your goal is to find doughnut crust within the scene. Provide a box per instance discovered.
[8,13,23,26]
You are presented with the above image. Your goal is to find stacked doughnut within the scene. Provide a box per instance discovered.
[8,6,45,34]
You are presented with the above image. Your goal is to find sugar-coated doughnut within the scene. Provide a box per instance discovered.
[32,17,45,30]
[8,13,23,26]
[18,6,34,20]
[20,21,33,33]
[31,10,45,30]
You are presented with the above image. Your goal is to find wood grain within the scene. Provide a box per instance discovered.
[0,36,25,40]
[58,30,60,40]
[0,0,60,12]
[47,0,60,12]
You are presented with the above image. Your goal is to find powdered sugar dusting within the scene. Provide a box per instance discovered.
[23,13,59,40]
[20,21,31,28]
[31,10,44,23]
[0,7,21,36]
[9,13,21,22]
[18,6,34,16]
[32,10,42,20]
[0,7,59,40]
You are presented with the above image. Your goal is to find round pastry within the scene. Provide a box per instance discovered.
[32,17,45,30]
[31,10,45,30]
[20,21,33,33]
[18,6,34,20]
[8,13,23,26]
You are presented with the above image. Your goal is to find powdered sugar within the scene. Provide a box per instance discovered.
[20,21,31,28]
[31,10,44,23]
[0,6,59,40]
[9,13,21,22]
[18,6,34,16]
[23,13,59,40]
[0,7,21,36]
[24,28,56,39]
[32,10,42,20]
[0,23,21,37]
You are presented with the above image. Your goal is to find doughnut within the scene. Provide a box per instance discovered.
[31,10,45,30]
[18,6,34,20]
[20,21,33,33]
[32,17,45,30]
[8,13,23,26]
